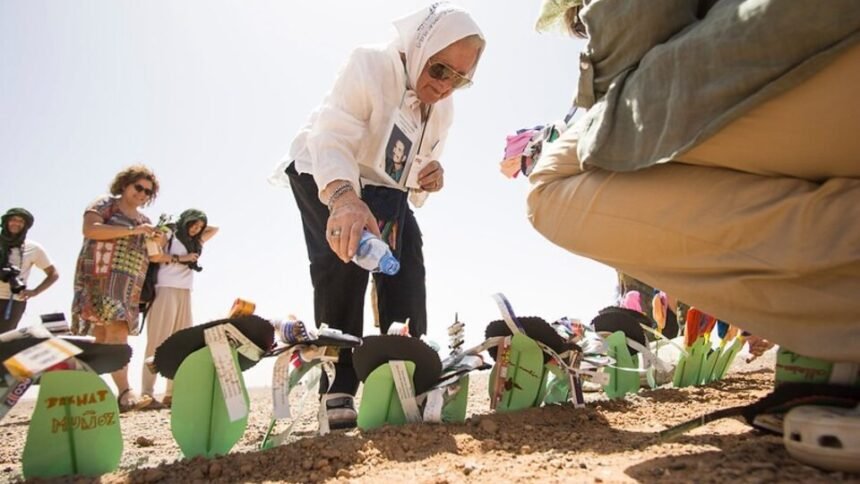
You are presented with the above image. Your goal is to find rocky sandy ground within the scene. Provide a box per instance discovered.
[2,352,859,483]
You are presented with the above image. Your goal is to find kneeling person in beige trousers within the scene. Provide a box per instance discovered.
[528,2,860,365]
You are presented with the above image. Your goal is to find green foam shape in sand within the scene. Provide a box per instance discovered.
[170,347,249,458]
[676,336,708,388]
[23,370,122,479]
[603,331,640,399]
[440,375,469,423]
[357,360,416,430]
[487,333,545,412]
[700,343,721,385]
[712,337,744,381]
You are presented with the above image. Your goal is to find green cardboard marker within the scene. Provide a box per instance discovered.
[357,361,416,430]
[440,375,469,423]
[672,352,687,387]
[774,348,835,386]
[23,371,122,479]
[487,334,545,412]
[170,347,249,458]
[700,341,721,385]
[541,363,570,405]
[675,336,705,387]
[603,331,640,399]
[713,336,744,381]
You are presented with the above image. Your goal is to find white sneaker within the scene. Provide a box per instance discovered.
[784,404,860,472]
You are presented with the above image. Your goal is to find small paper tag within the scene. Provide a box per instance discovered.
[3,338,82,379]
[317,362,336,436]
[318,396,329,436]
[266,363,323,448]
[423,388,444,423]
[390,360,422,423]
[490,336,512,410]
[204,326,248,422]
[272,350,295,419]
[221,323,264,361]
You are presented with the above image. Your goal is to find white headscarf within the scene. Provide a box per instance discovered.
[392,2,484,92]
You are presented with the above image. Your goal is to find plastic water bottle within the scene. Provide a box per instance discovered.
[271,318,316,345]
[353,231,400,275]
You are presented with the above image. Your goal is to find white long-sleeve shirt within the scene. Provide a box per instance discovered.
[274,44,453,203]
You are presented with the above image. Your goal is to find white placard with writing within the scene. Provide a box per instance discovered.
[271,351,294,419]
[221,323,263,361]
[422,388,444,423]
[204,326,248,422]
[390,360,422,424]
[3,338,81,379]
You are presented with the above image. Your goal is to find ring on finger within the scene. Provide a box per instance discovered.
[330,228,342,237]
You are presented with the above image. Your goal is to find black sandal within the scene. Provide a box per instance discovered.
[117,389,154,413]
[322,393,357,430]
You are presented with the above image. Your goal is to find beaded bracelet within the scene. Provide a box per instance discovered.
[326,182,354,212]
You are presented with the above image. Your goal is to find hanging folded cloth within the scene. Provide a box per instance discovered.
[361,185,409,254]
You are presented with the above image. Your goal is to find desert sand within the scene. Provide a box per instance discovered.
[2,352,859,483]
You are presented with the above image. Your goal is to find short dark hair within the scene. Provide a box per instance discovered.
[109,164,160,205]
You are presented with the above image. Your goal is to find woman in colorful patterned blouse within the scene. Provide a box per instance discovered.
[71,164,162,412]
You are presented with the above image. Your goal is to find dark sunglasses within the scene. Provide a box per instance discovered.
[133,183,154,197]
[427,61,473,89]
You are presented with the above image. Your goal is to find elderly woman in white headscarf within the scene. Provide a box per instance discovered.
[272,2,484,429]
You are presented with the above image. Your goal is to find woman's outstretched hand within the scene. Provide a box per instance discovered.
[326,188,380,263]
[418,160,444,192]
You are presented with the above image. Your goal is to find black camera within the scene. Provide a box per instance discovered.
[0,265,26,294]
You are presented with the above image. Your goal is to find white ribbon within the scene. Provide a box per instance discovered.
[390,360,423,423]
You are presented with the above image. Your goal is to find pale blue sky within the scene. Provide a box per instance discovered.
[0,1,617,391]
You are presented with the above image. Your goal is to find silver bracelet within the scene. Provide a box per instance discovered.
[326,182,354,212]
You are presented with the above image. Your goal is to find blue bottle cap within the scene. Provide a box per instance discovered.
[378,254,400,275]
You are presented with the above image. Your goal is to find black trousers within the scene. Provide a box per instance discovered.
[0,299,27,333]
[286,162,427,395]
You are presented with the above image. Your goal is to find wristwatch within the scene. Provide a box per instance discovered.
[171,255,180,263]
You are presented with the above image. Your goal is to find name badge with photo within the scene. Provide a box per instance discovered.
[382,104,420,187]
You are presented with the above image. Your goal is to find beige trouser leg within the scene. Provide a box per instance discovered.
[527,43,860,362]
[142,286,193,396]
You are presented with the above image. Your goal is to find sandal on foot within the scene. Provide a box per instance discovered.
[117,389,154,413]
[161,395,172,408]
[140,395,166,411]
[322,393,357,430]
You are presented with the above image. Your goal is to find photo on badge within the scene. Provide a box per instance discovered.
[384,125,413,183]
